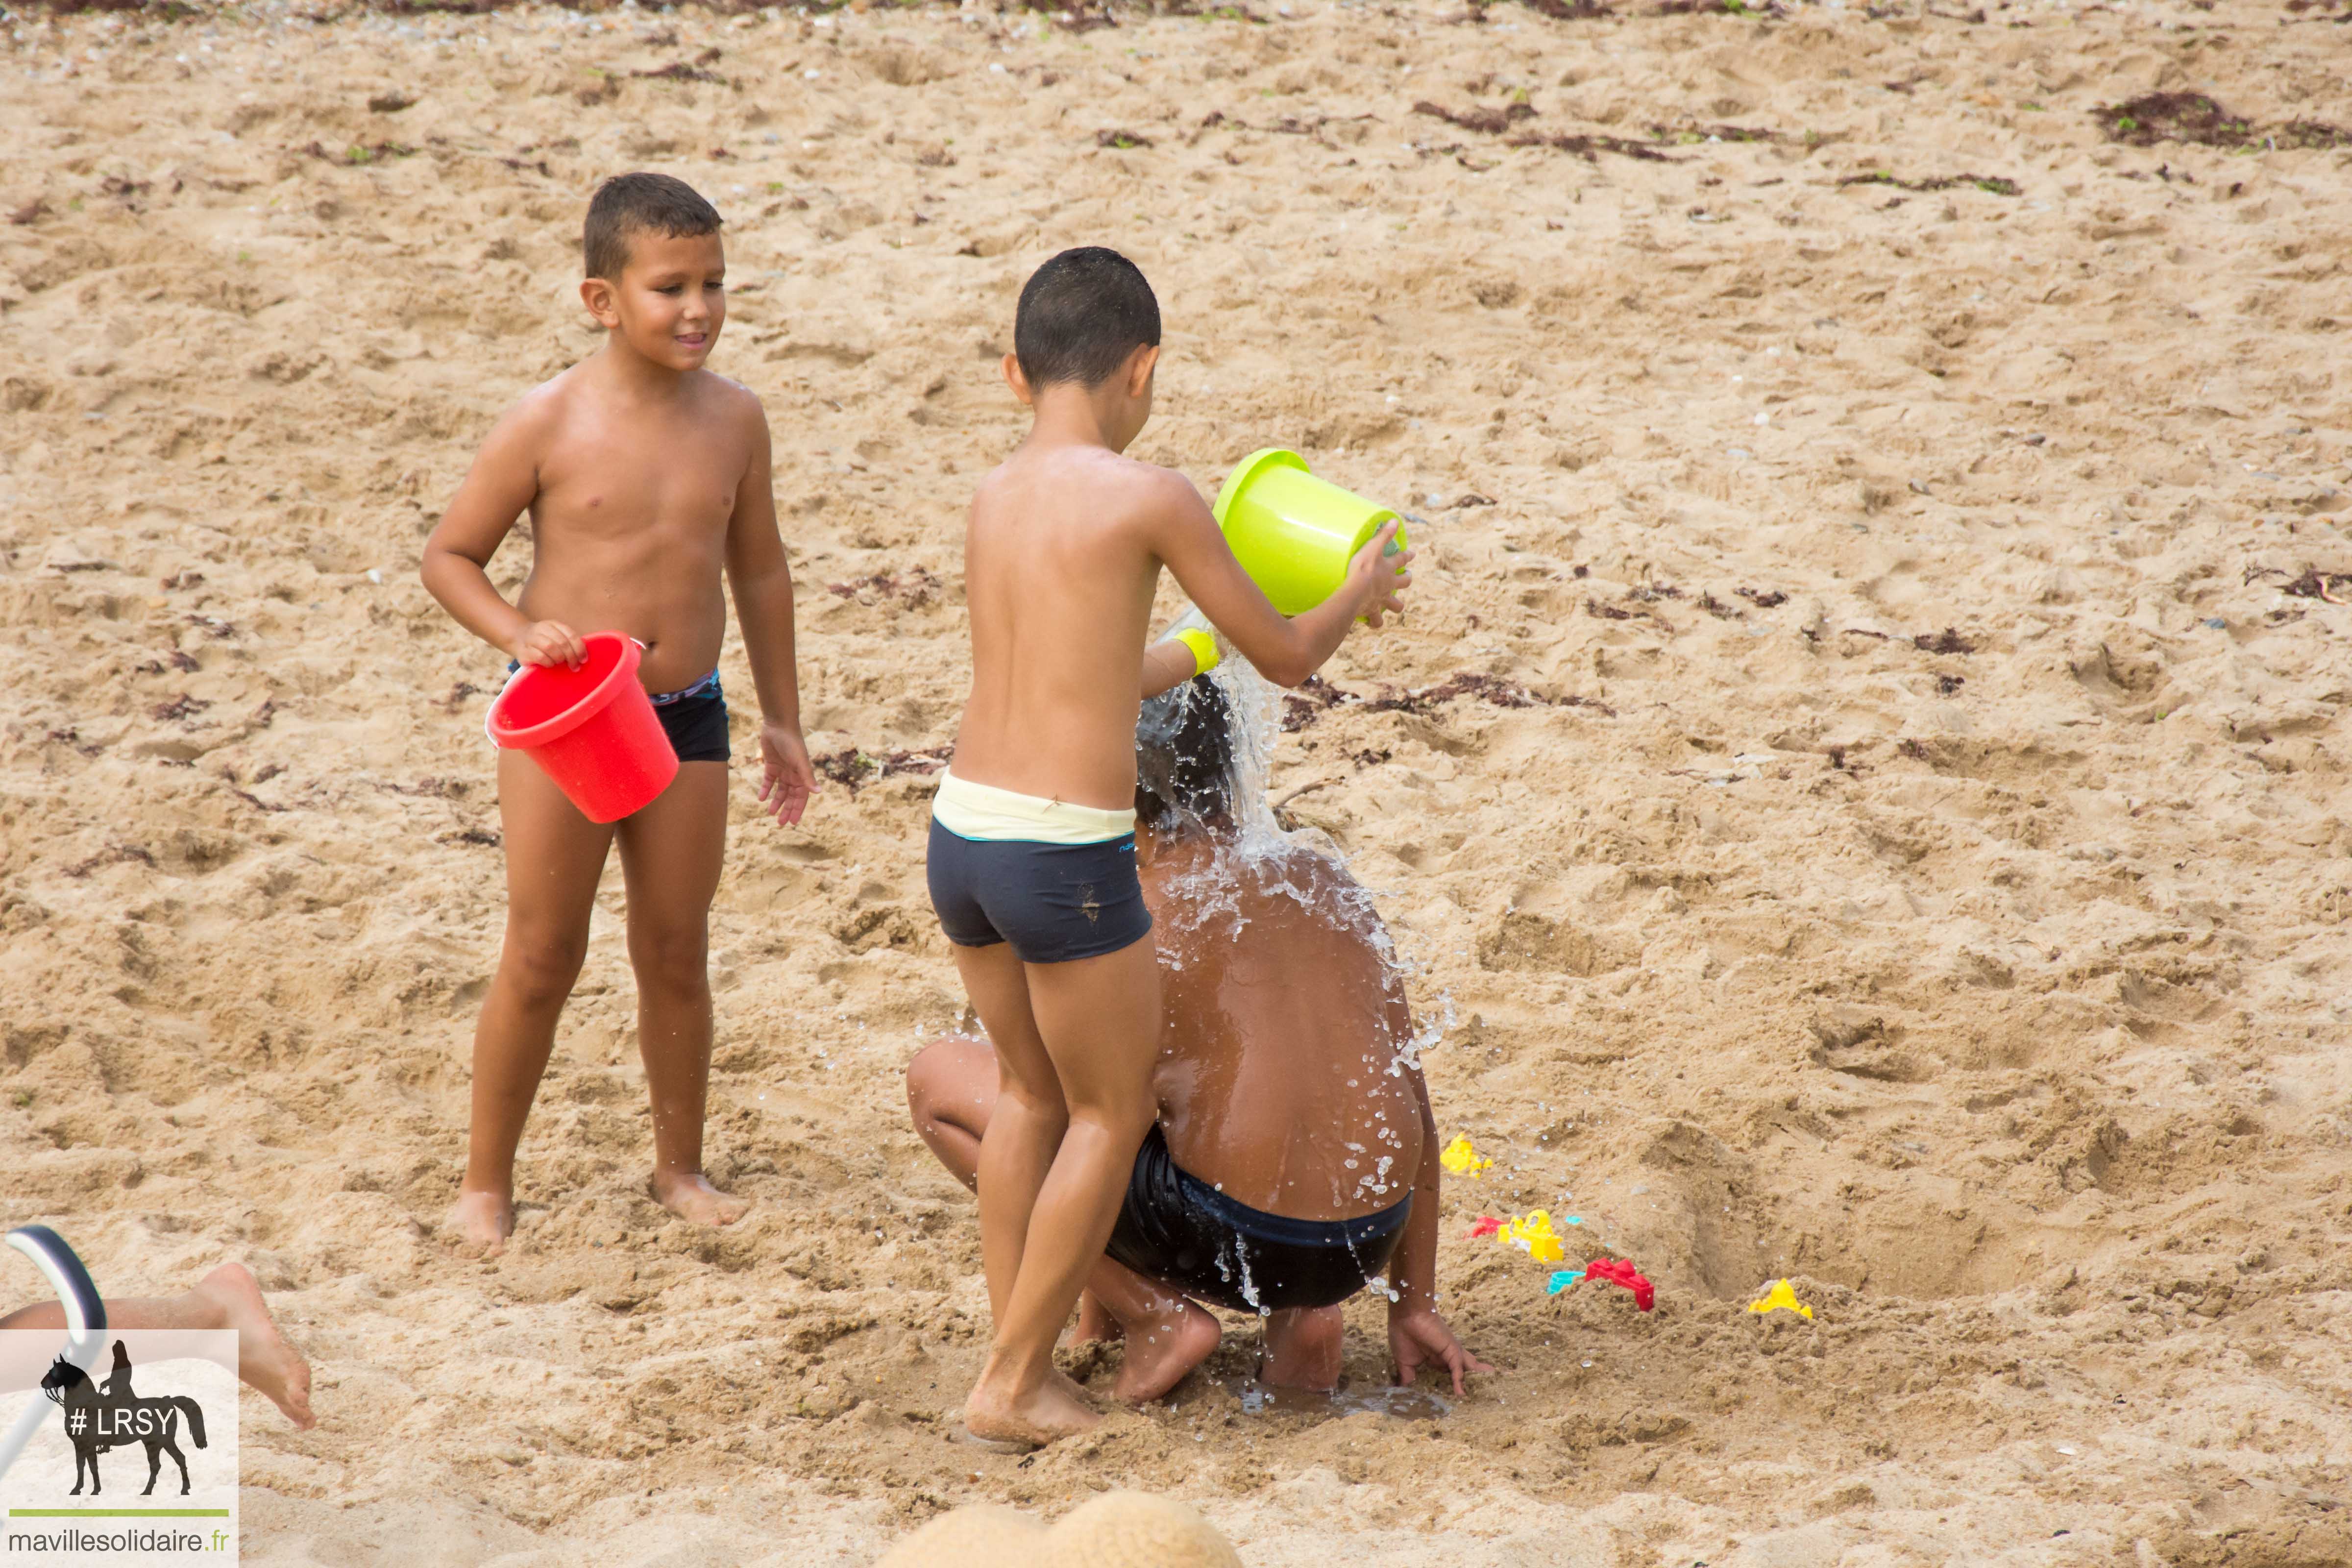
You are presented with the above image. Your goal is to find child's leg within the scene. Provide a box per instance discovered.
[449,751,615,1252]
[966,939,1161,1444]
[907,1032,1217,1401]
[905,1031,999,1191]
[0,1263,312,1427]
[1260,1307,1345,1391]
[950,944,1071,1332]
[613,760,741,1226]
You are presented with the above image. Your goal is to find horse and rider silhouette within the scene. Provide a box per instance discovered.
[38,1341,209,1496]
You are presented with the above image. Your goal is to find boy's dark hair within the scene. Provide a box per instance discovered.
[1135,675,1236,834]
[1014,246,1162,390]
[584,173,723,282]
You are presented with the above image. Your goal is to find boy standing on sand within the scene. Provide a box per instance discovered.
[933,246,1411,1445]
[421,173,817,1254]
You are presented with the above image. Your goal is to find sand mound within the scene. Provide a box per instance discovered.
[874,1491,1240,1568]
[4,0,2349,1561]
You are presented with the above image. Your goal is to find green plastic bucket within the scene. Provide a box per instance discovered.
[1210,448,1406,616]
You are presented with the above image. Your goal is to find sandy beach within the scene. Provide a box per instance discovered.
[3,0,2350,1559]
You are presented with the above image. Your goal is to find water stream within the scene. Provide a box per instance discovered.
[1143,612,1455,1353]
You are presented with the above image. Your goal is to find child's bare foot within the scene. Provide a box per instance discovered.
[1260,1306,1344,1391]
[191,1263,316,1430]
[653,1169,749,1227]
[1110,1296,1221,1404]
[966,1359,1101,1447]
[442,1189,514,1256]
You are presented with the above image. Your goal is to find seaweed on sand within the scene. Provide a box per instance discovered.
[1839,170,2020,195]
[633,52,727,85]
[1651,122,1778,144]
[1413,100,1537,135]
[2094,94,2344,150]
[826,567,942,609]
[1656,0,1788,16]
[2098,93,2254,147]
[2281,569,2352,604]
[812,746,955,794]
[1505,130,1674,163]
[1283,672,1614,731]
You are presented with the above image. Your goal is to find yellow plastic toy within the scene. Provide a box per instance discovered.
[1211,448,1408,616]
[1748,1278,1814,1320]
[1438,1136,1492,1176]
[1499,1210,1566,1264]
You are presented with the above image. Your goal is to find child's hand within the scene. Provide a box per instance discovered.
[1388,1305,1489,1397]
[1346,520,1415,630]
[755,719,818,826]
[511,620,587,669]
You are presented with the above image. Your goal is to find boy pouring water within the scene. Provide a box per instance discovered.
[934,247,1410,1444]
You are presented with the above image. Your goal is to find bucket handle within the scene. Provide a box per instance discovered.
[0,1226,106,1483]
[482,636,651,746]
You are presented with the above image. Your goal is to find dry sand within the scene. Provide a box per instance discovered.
[4,0,2351,1560]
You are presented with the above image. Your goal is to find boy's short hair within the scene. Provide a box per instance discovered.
[1135,674,1236,835]
[584,172,723,282]
[1014,246,1162,390]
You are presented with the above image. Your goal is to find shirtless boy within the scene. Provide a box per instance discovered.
[933,246,1410,1444]
[421,173,816,1253]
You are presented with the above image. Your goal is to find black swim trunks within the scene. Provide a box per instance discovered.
[926,819,1152,963]
[1106,1125,1412,1314]
[500,662,729,764]
[649,669,729,765]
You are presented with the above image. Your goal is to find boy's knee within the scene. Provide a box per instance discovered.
[1072,1088,1156,1145]
[906,1039,954,1122]
[502,933,588,1004]
[628,926,709,996]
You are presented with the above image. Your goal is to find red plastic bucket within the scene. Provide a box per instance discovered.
[487,632,679,823]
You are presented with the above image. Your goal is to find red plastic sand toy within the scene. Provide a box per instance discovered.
[1586,1257,1655,1311]
[1467,1216,1502,1239]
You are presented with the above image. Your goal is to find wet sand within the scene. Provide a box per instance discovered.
[3,0,2350,1561]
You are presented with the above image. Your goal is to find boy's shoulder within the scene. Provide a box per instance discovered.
[986,445,1200,514]
[512,363,763,427]
[686,370,768,429]
[494,360,594,440]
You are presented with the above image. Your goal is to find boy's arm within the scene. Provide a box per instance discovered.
[1145,472,1411,689]
[419,399,584,668]
[1385,1032,1489,1397]
[1139,631,1212,699]
[723,403,817,827]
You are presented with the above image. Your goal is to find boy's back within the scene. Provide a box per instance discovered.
[956,445,1190,809]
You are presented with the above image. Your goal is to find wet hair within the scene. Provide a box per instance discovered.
[1014,246,1162,390]
[583,173,723,282]
[1135,675,1236,835]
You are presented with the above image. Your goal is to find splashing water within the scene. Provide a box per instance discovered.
[1144,610,1441,1009]
[1144,612,1461,1292]
[1228,1376,1452,1421]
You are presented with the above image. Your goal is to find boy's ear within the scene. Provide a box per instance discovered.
[580,276,622,330]
[1126,343,1161,397]
[1002,353,1035,408]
